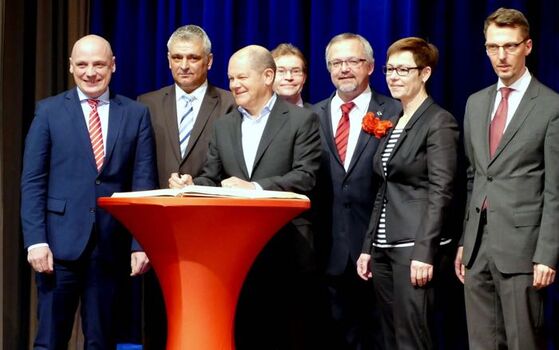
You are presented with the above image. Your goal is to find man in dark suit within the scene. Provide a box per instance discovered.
[312,33,400,349]
[137,25,235,348]
[170,45,321,349]
[21,35,156,349]
[138,24,235,188]
[455,8,559,349]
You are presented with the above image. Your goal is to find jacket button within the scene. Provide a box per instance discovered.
[476,207,480,213]
[89,208,95,213]
[95,180,101,185]
[487,176,493,182]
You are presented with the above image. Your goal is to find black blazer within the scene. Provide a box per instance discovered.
[362,97,459,264]
[313,89,401,275]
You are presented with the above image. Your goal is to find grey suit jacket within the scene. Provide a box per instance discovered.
[194,98,321,194]
[362,97,459,264]
[461,77,559,273]
[138,84,235,187]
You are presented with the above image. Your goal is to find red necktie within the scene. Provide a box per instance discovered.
[335,102,355,163]
[87,99,105,172]
[489,87,512,157]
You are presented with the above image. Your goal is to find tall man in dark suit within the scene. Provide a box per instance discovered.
[313,33,400,349]
[170,45,321,349]
[21,35,156,349]
[138,24,235,188]
[137,25,235,348]
[454,8,559,349]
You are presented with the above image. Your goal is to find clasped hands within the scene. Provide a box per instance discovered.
[169,172,255,190]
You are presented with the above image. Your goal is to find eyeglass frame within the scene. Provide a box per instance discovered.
[485,38,528,55]
[327,58,368,70]
[276,67,305,77]
[382,65,423,77]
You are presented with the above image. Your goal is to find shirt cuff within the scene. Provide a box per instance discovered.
[28,243,49,252]
[252,182,263,191]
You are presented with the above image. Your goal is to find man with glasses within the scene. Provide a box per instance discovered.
[454,8,559,349]
[271,43,311,108]
[313,33,400,349]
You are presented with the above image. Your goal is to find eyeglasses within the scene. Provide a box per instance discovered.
[276,67,304,77]
[382,66,422,76]
[328,58,368,70]
[485,39,528,55]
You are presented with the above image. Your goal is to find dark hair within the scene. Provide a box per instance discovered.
[484,8,530,39]
[387,37,439,71]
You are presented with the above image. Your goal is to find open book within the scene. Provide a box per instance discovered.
[111,185,309,200]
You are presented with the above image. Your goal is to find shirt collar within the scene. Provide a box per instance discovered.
[497,68,531,94]
[175,80,208,104]
[332,86,372,115]
[238,93,278,120]
[77,88,110,105]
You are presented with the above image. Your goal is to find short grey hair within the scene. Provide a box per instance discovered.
[325,33,374,67]
[167,25,212,54]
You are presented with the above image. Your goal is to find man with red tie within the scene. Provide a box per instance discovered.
[455,8,559,349]
[21,34,157,348]
[312,33,400,349]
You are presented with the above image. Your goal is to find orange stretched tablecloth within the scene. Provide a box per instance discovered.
[98,196,310,350]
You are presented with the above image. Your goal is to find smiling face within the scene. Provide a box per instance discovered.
[327,38,373,101]
[273,54,306,101]
[228,50,274,115]
[168,37,213,93]
[385,50,430,103]
[485,24,532,86]
[69,35,115,98]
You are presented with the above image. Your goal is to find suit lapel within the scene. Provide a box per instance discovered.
[489,79,539,164]
[104,93,124,172]
[252,100,289,174]
[387,97,434,165]
[161,86,182,163]
[231,110,250,179]
[346,90,397,175]
[183,85,218,162]
[65,89,99,172]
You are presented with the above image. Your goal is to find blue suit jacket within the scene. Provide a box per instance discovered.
[21,88,157,261]
[313,89,401,275]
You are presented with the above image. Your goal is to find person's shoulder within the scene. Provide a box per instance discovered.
[112,93,150,113]
[206,84,235,105]
[531,78,559,100]
[137,84,174,101]
[311,96,333,113]
[35,89,76,113]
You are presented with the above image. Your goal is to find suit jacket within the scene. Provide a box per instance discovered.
[138,84,235,187]
[362,97,459,264]
[194,98,321,193]
[461,78,559,273]
[21,88,157,261]
[312,89,401,275]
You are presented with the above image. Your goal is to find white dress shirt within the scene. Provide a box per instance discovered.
[175,80,208,128]
[492,68,531,130]
[330,86,372,170]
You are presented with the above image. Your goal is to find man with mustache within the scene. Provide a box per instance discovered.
[313,33,400,349]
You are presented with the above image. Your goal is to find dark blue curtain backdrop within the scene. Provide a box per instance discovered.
[90,0,559,122]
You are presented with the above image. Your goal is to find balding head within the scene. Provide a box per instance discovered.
[69,34,115,98]
[228,45,276,116]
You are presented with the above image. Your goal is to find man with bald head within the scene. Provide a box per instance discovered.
[21,34,157,348]
[170,45,322,348]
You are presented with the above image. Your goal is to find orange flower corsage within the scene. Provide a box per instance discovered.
[361,112,393,139]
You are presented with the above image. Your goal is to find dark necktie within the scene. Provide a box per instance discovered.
[489,87,513,157]
[87,99,104,172]
[335,102,355,163]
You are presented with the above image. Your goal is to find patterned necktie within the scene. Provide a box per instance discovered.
[335,101,355,163]
[87,99,104,172]
[489,87,513,157]
[179,95,194,158]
